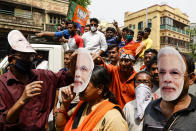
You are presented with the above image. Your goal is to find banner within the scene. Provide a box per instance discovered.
[67,1,89,26]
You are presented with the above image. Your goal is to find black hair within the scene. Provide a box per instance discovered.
[90,18,99,24]
[133,71,153,86]
[181,53,195,74]
[106,27,116,33]
[144,28,151,33]
[61,19,69,25]
[90,65,118,104]
[65,50,74,55]
[122,27,129,32]
[128,29,134,36]
[138,30,144,36]
[144,48,158,56]
[146,56,157,71]
[108,45,119,52]
[85,24,90,27]
[68,21,78,29]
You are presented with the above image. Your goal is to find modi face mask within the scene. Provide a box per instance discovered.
[73,48,94,93]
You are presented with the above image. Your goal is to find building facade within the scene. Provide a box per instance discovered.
[124,4,190,53]
[0,0,69,59]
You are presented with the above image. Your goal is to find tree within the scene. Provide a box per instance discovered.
[69,0,91,8]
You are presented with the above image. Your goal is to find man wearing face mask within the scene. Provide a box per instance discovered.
[143,47,196,131]
[125,29,134,45]
[82,18,107,60]
[123,71,157,131]
[0,30,76,131]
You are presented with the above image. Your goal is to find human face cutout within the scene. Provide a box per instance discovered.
[158,54,185,101]
[74,48,94,93]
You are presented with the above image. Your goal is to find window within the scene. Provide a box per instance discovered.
[138,21,143,30]
[148,19,152,28]
[129,24,132,29]
[57,17,61,24]
[133,24,135,30]
[50,16,53,24]
[160,17,173,26]
[53,16,56,24]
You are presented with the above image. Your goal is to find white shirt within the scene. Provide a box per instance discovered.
[82,30,107,53]
[123,100,143,131]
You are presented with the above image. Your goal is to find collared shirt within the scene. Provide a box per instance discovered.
[82,31,107,53]
[0,69,73,131]
[54,29,70,39]
[104,64,136,108]
[67,34,84,50]
[143,95,196,131]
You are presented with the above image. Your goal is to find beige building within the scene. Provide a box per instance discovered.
[124,4,190,53]
[0,0,69,59]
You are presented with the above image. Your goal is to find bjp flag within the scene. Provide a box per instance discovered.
[67,1,89,27]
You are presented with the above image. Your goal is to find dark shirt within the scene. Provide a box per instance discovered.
[0,69,73,131]
[106,36,121,46]
[143,94,196,131]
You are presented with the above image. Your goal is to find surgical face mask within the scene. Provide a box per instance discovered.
[126,35,133,42]
[15,59,33,74]
[90,26,97,32]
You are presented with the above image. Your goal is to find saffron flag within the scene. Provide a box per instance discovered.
[67,1,89,27]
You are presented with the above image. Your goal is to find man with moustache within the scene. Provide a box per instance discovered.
[107,45,120,66]
[143,47,196,131]
[96,51,136,108]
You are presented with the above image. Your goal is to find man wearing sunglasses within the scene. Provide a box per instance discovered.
[82,18,107,60]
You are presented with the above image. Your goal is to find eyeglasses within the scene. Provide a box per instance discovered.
[135,80,150,85]
[90,24,98,27]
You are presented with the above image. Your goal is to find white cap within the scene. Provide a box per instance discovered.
[8,30,36,53]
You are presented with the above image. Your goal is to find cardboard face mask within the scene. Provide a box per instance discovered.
[73,48,94,93]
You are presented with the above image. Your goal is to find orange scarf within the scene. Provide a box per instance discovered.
[64,100,117,131]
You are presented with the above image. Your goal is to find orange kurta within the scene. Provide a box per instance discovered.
[104,64,136,108]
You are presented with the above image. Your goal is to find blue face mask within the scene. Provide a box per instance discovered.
[126,35,133,42]
[15,59,33,74]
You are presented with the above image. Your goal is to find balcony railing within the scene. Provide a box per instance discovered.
[46,24,57,32]
[160,24,190,36]
[0,9,32,19]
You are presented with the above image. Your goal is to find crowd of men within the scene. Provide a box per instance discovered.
[0,17,195,131]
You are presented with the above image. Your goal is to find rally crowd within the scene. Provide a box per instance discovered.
[0,17,195,131]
